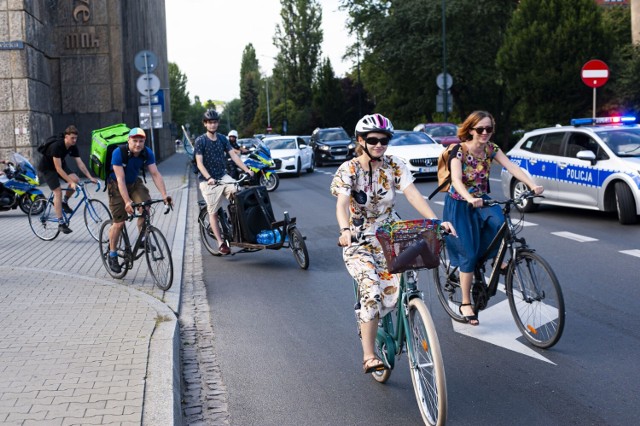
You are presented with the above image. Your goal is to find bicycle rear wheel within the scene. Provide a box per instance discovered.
[98,220,128,279]
[406,298,447,426]
[288,227,309,269]
[506,250,565,349]
[433,238,465,322]
[145,225,173,291]
[83,199,111,241]
[198,207,230,256]
[28,197,60,241]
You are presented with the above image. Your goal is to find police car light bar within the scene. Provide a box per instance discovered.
[571,116,637,126]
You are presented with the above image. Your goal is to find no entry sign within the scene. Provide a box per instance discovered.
[581,60,609,88]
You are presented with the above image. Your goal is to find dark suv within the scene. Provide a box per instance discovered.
[310,127,356,166]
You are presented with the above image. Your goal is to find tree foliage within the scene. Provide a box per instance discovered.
[312,58,345,128]
[239,44,261,135]
[497,0,610,129]
[273,0,323,108]
[168,62,191,133]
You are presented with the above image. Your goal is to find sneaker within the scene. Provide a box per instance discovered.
[108,255,122,273]
[58,222,73,234]
[62,201,73,214]
[219,242,231,255]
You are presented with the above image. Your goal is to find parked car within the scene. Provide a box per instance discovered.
[413,122,459,146]
[309,127,356,166]
[386,130,444,178]
[262,135,314,176]
[501,115,640,224]
[254,133,281,140]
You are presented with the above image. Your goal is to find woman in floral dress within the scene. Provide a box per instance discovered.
[445,111,543,326]
[331,113,455,374]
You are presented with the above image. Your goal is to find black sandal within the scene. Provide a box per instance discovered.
[363,357,387,374]
[459,303,479,326]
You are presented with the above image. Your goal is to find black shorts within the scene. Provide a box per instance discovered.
[41,167,72,191]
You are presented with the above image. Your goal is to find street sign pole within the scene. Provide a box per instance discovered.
[581,59,609,119]
[144,53,155,154]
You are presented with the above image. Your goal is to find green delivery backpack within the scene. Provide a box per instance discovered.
[89,123,130,181]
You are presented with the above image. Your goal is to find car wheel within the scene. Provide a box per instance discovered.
[615,182,637,224]
[295,158,302,177]
[307,156,315,173]
[511,180,538,213]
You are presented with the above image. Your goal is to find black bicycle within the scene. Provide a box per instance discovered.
[198,175,309,269]
[433,191,565,349]
[98,199,174,291]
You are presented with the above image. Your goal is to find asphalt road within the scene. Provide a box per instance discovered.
[202,165,640,426]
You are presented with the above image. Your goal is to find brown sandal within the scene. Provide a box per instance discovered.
[363,356,387,374]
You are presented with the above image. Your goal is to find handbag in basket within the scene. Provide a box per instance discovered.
[376,219,441,274]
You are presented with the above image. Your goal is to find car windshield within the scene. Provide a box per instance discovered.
[320,129,349,141]
[423,124,457,138]
[598,128,640,157]
[390,132,436,146]
[265,138,296,150]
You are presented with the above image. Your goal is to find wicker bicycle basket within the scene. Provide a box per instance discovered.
[375,219,441,274]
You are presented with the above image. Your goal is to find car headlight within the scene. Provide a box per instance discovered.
[348,143,355,149]
[319,145,330,151]
[281,155,295,161]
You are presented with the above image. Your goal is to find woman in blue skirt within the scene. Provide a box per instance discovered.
[444,111,543,325]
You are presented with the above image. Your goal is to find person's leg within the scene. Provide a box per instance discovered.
[106,180,128,272]
[360,317,380,367]
[200,181,227,248]
[129,180,150,234]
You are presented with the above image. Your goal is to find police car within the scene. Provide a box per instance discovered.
[501,116,640,224]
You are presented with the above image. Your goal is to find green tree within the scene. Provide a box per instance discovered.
[312,58,345,127]
[239,44,261,135]
[497,0,610,130]
[221,99,242,135]
[341,0,517,130]
[168,62,191,132]
[273,0,323,108]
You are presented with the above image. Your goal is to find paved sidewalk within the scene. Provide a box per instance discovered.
[0,152,192,425]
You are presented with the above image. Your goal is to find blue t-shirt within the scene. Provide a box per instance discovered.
[110,146,156,185]
[194,133,232,181]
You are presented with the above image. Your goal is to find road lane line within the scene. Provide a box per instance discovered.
[551,231,598,242]
[620,249,640,258]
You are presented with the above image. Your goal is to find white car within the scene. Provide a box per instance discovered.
[262,136,315,176]
[386,130,444,177]
[501,116,640,224]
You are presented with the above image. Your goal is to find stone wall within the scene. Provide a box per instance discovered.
[0,0,172,168]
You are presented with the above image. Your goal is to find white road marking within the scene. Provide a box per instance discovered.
[452,298,554,364]
[551,231,598,242]
[620,249,640,258]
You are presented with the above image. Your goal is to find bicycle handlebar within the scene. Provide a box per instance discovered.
[482,190,541,208]
[128,199,173,220]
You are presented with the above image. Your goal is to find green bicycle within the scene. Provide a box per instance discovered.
[350,221,447,426]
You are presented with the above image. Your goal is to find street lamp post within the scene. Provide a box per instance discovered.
[265,76,271,131]
[442,0,448,122]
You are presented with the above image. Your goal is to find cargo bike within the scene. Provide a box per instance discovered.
[197,175,309,269]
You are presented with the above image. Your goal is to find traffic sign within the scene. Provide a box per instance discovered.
[136,73,161,96]
[581,59,609,88]
[436,73,453,90]
[134,50,158,73]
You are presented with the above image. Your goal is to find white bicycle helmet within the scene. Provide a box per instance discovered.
[228,130,238,138]
[354,113,394,138]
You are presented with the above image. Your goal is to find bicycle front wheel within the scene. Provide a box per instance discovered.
[98,220,128,279]
[433,238,466,322]
[84,199,111,241]
[198,207,229,256]
[28,197,60,241]
[506,250,565,349]
[406,298,447,426]
[145,226,173,291]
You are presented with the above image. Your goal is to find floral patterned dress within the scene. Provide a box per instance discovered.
[330,156,413,323]
[443,142,504,272]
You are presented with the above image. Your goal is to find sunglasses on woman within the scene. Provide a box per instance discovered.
[365,136,390,146]
[472,126,493,134]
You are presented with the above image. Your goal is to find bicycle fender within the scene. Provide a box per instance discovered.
[375,329,396,370]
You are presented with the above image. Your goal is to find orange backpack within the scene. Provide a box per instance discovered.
[428,143,464,199]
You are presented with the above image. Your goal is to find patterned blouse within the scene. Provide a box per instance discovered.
[331,156,414,236]
[449,142,500,200]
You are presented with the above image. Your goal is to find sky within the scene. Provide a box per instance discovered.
[164,0,355,104]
